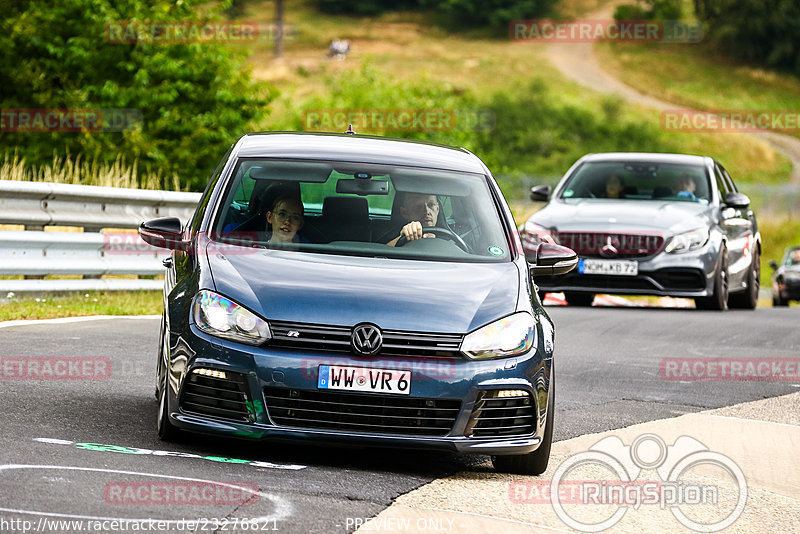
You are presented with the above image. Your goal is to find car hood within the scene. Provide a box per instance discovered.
[206,247,519,333]
[530,199,712,234]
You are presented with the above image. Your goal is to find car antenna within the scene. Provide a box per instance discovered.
[344,124,357,135]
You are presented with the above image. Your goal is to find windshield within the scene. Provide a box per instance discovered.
[212,158,510,262]
[560,161,711,204]
[785,248,800,266]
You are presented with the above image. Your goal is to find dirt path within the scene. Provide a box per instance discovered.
[544,3,800,183]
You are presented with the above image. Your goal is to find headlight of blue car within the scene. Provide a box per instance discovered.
[192,289,271,345]
[460,312,537,360]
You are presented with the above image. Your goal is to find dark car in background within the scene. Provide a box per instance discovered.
[520,153,761,311]
[770,246,800,306]
[139,132,577,475]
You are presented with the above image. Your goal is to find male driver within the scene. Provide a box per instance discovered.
[387,193,441,247]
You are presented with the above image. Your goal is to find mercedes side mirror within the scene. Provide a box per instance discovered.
[527,243,578,276]
[769,260,779,271]
[724,191,750,210]
[139,217,187,251]
[530,185,551,202]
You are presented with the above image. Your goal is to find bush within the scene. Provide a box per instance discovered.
[270,69,677,200]
[694,0,800,75]
[426,0,558,30]
[312,0,420,16]
[614,0,682,20]
[0,0,271,191]
[472,83,679,197]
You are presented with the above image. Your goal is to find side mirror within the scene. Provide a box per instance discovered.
[139,217,187,251]
[527,243,578,276]
[769,260,779,271]
[723,191,750,209]
[530,185,552,202]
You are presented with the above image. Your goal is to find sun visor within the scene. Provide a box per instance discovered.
[246,161,333,183]
[390,168,475,197]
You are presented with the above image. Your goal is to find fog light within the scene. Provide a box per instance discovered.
[491,389,528,398]
[192,368,228,379]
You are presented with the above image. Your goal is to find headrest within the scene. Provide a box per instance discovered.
[322,196,368,222]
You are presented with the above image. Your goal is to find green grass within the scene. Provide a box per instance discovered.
[0,291,162,321]
[596,41,800,115]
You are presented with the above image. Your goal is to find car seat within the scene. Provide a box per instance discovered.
[318,196,370,242]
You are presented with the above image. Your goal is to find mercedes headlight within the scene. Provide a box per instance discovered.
[461,312,536,360]
[519,222,557,246]
[665,227,709,254]
[192,290,271,345]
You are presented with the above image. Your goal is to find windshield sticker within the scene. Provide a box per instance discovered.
[32,438,306,470]
[488,246,504,256]
[563,189,574,197]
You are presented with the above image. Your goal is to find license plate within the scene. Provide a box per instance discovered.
[578,258,638,276]
[318,365,411,395]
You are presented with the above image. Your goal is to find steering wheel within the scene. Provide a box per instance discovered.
[394,226,471,253]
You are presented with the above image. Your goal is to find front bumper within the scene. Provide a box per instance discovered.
[165,325,553,456]
[776,280,800,300]
[536,245,717,297]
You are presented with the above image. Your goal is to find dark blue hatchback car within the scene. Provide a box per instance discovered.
[139,132,576,475]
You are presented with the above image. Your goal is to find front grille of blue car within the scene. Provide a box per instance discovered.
[180,371,252,422]
[466,391,536,438]
[263,387,461,436]
[268,321,464,359]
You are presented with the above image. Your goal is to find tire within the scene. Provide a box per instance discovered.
[695,248,729,311]
[492,368,554,476]
[729,247,759,309]
[773,293,788,307]
[156,315,180,441]
[564,292,594,307]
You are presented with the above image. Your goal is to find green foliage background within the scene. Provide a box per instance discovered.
[0,0,272,190]
[693,0,800,75]
[271,67,676,198]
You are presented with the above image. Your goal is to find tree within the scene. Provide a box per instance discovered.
[0,0,272,190]
[693,0,800,75]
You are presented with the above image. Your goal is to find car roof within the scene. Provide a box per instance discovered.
[579,152,711,166]
[234,132,487,174]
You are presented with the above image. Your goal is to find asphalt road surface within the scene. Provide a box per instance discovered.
[1,306,798,533]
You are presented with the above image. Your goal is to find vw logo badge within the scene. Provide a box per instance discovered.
[351,324,382,356]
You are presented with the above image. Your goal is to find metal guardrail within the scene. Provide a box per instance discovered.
[0,180,200,292]
[0,180,200,229]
